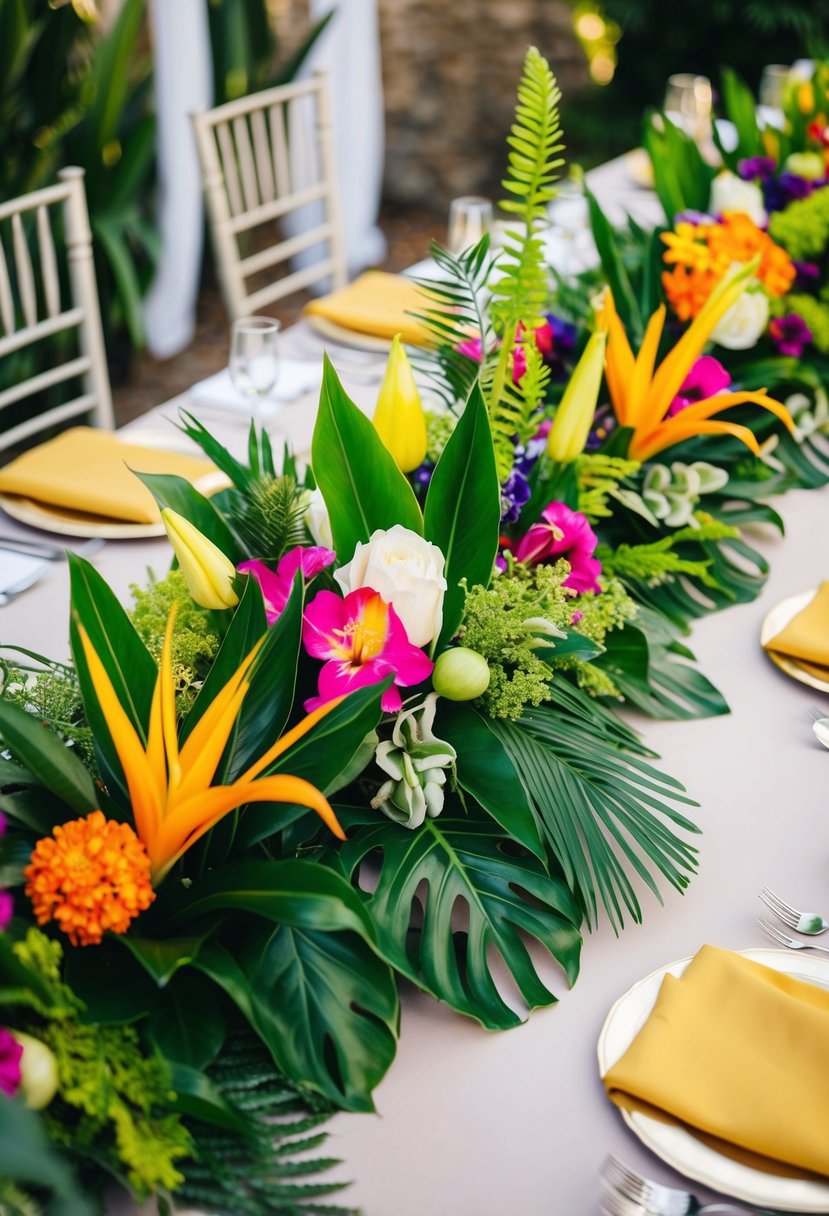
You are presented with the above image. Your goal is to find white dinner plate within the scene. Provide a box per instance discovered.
[306,313,394,353]
[598,948,829,1210]
[760,586,829,693]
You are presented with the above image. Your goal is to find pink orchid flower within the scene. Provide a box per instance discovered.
[457,337,484,362]
[302,587,434,713]
[666,355,732,418]
[239,545,336,625]
[514,501,602,595]
[0,1028,22,1097]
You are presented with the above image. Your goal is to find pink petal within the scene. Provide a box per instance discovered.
[238,559,291,625]
[277,545,336,582]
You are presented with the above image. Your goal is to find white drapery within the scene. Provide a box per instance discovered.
[143,0,213,359]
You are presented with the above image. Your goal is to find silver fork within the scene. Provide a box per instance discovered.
[759,886,829,934]
[758,916,829,954]
[601,1156,774,1214]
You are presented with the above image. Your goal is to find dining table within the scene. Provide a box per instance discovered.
[1,157,827,1216]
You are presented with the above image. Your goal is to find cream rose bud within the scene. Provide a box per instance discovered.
[305,488,333,549]
[335,525,447,647]
[711,288,769,350]
[709,171,767,227]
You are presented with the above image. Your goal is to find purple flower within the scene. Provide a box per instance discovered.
[500,470,531,524]
[795,260,821,289]
[763,173,815,213]
[769,313,813,357]
[0,1029,22,1097]
[585,404,617,451]
[667,356,732,418]
[514,501,602,594]
[0,892,11,933]
[239,545,336,625]
[738,156,776,182]
[674,209,715,226]
[0,812,6,837]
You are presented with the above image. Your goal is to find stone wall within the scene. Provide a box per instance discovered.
[273,0,586,210]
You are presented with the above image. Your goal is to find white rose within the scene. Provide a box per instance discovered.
[305,488,333,549]
[711,288,769,350]
[335,524,447,647]
[709,171,767,227]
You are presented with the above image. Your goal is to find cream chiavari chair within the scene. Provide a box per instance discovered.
[0,167,113,458]
[192,69,347,322]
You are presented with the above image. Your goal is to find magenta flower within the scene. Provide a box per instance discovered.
[514,501,602,594]
[239,545,336,625]
[0,892,11,932]
[457,337,483,362]
[0,1028,22,1097]
[302,587,434,713]
[667,355,732,418]
[769,313,813,357]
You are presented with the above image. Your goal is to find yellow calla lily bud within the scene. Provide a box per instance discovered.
[546,329,608,463]
[161,508,239,610]
[373,333,428,473]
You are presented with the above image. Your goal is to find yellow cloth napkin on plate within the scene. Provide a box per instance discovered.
[763,581,829,681]
[603,945,829,1177]
[0,427,223,524]
[304,271,431,346]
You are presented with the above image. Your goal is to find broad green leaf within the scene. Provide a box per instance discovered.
[167,1061,255,1137]
[493,701,700,932]
[332,808,581,1030]
[718,67,764,165]
[267,680,388,792]
[159,858,375,942]
[118,934,208,987]
[195,925,398,1111]
[148,973,225,1069]
[586,189,642,341]
[69,554,156,804]
[311,356,423,563]
[424,383,501,648]
[0,1095,92,1209]
[65,938,157,1025]
[437,700,544,858]
[133,470,245,564]
[0,699,97,815]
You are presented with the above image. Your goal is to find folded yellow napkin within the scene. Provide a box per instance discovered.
[603,945,829,1177]
[0,428,223,525]
[304,271,431,346]
[763,581,829,681]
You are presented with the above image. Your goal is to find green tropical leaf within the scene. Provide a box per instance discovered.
[311,357,423,563]
[491,699,700,932]
[424,383,500,648]
[437,700,544,857]
[642,110,715,221]
[148,972,225,1070]
[331,808,582,1030]
[586,189,643,341]
[0,698,97,816]
[195,924,398,1112]
[716,67,764,168]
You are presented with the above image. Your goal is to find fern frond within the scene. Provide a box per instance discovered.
[599,520,739,589]
[409,237,496,410]
[489,341,551,481]
[577,454,641,522]
[231,475,311,562]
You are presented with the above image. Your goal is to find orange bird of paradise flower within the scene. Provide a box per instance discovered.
[78,606,345,883]
[601,260,796,463]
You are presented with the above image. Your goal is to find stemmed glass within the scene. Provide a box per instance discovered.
[663,73,713,143]
[446,197,494,255]
[229,316,281,423]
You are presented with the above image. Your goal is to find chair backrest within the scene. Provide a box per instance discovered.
[192,69,347,321]
[0,167,113,457]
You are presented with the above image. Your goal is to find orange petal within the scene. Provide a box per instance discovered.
[630,418,761,463]
[602,290,635,424]
[670,389,795,432]
[627,305,666,430]
[160,607,182,791]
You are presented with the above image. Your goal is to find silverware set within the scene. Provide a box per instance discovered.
[757,885,829,953]
[600,1156,775,1215]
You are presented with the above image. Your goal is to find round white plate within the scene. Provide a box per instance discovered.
[598,948,829,1210]
[306,313,394,353]
[760,586,829,693]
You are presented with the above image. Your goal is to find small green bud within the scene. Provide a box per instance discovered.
[15,1032,59,1110]
[433,647,491,701]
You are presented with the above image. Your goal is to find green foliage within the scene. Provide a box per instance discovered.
[422,383,501,649]
[331,806,582,1030]
[642,111,716,223]
[311,358,423,563]
[769,186,829,262]
[131,568,220,714]
[713,67,764,169]
[0,653,92,768]
[176,1031,355,1216]
[599,521,739,589]
[492,681,700,931]
[230,475,311,562]
[577,453,642,522]
[489,339,552,482]
[0,1094,93,1216]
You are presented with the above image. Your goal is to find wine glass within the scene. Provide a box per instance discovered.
[663,73,713,143]
[229,316,281,422]
[446,196,494,255]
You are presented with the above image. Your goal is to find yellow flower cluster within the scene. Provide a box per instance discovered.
[662,211,796,322]
[25,811,155,947]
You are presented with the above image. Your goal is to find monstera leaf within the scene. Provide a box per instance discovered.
[330,808,582,1031]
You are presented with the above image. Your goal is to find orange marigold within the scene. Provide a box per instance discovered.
[24,810,155,947]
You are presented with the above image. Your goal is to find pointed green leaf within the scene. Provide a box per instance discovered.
[0,699,97,815]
